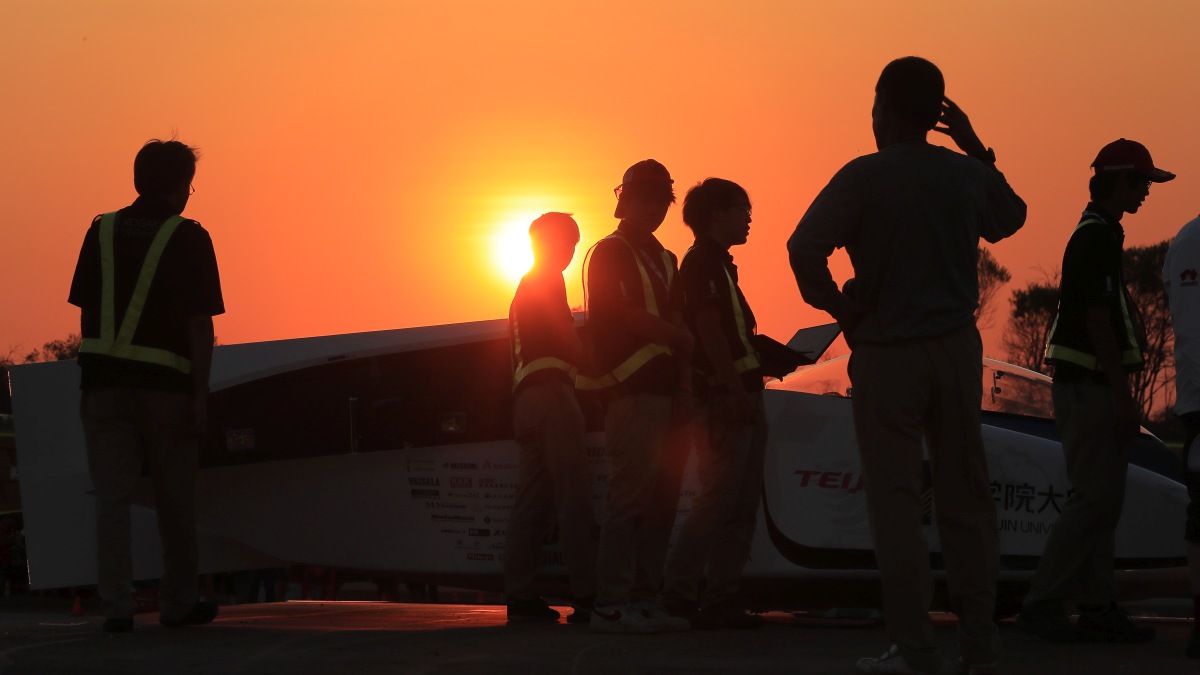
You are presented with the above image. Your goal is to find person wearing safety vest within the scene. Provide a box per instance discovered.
[503,212,598,623]
[1018,139,1174,644]
[790,57,1026,675]
[68,139,223,633]
[660,178,766,630]
[585,159,693,634]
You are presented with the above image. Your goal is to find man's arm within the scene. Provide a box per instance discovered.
[1085,306,1140,444]
[788,164,869,332]
[188,315,214,435]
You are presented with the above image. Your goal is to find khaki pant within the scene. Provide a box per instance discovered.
[1024,380,1131,608]
[663,391,767,609]
[503,381,598,600]
[850,325,999,672]
[595,393,685,607]
[80,387,200,621]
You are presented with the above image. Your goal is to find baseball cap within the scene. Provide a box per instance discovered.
[1091,139,1176,182]
[620,159,673,188]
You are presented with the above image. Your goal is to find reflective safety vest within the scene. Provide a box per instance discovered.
[718,264,761,379]
[576,232,675,391]
[1043,216,1145,371]
[78,212,192,374]
[509,313,577,392]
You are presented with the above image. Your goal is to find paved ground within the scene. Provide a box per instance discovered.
[0,596,1194,674]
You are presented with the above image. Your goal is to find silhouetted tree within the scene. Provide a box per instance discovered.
[1002,276,1059,375]
[21,333,81,363]
[976,246,1011,330]
[999,241,1175,422]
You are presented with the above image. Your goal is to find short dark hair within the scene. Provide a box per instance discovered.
[529,212,579,242]
[876,57,944,129]
[1088,171,1146,201]
[133,139,198,197]
[682,178,749,233]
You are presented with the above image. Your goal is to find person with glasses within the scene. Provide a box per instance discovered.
[660,178,767,630]
[1018,139,1175,644]
[69,138,224,633]
[583,159,693,634]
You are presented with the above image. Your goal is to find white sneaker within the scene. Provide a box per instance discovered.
[633,600,690,632]
[588,604,659,634]
[856,645,926,674]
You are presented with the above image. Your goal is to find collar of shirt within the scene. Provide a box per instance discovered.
[124,195,183,219]
[616,221,666,253]
[692,234,738,282]
[1084,201,1125,240]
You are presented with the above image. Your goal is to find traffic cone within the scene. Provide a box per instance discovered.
[70,595,83,616]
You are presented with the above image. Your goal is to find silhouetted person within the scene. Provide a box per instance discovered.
[584,160,692,634]
[789,57,1026,674]
[69,138,223,633]
[504,212,598,623]
[1163,209,1200,659]
[661,178,766,630]
[1018,139,1173,644]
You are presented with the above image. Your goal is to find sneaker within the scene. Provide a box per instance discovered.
[1016,602,1084,642]
[159,601,218,628]
[1076,603,1155,643]
[566,596,594,624]
[954,657,999,675]
[633,600,690,632]
[102,617,134,633]
[589,603,659,634]
[1187,627,1200,659]
[856,645,928,674]
[506,596,560,622]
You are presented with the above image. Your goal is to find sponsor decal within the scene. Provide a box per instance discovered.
[999,519,1052,534]
[481,459,517,471]
[431,514,475,523]
[794,469,865,493]
[468,528,491,537]
[1182,268,1199,287]
[586,446,606,458]
[407,460,437,472]
[439,528,466,535]
[449,477,472,489]
[408,477,440,487]
[425,501,467,510]
[537,550,564,565]
[478,478,516,489]
[444,461,478,470]
[410,489,439,499]
[467,552,495,561]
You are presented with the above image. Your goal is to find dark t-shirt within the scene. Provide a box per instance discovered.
[680,236,762,392]
[585,224,680,396]
[1050,204,1145,382]
[509,268,575,395]
[69,196,224,391]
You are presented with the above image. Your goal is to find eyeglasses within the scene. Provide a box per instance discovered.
[189,184,196,195]
[613,184,623,199]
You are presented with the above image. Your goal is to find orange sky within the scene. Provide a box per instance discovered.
[3,1,1199,361]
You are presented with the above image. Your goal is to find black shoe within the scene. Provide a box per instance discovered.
[159,601,218,628]
[103,617,134,633]
[1187,627,1200,658]
[506,596,560,622]
[1077,604,1155,643]
[566,595,595,624]
[1016,601,1085,642]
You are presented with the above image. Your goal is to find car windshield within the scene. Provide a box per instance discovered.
[766,355,1055,420]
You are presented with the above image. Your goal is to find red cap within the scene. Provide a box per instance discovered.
[1091,138,1175,182]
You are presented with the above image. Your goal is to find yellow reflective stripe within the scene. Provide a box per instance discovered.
[1045,343,1143,370]
[117,216,185,344]
[575,343,673,391]
[722,266,760,374]
[79,338,192,372]
[1115,287,1143,366]
[511,312,577,390]
[78,213,191,374]
[608,233,662,317]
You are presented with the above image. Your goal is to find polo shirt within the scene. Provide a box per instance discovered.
[509,267,576,396]
[680,235,762,392]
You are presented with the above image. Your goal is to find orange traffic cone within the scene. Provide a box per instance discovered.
[70,595,83,616]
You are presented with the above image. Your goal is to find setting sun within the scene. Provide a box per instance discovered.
[490,215,536,287]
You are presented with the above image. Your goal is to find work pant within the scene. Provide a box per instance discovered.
[503,380,598,601]
[80,387,200,622]
[1024,379,1132,608]
[594,393,683,608]
[850,325,999,673]
[663,390,767,609]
